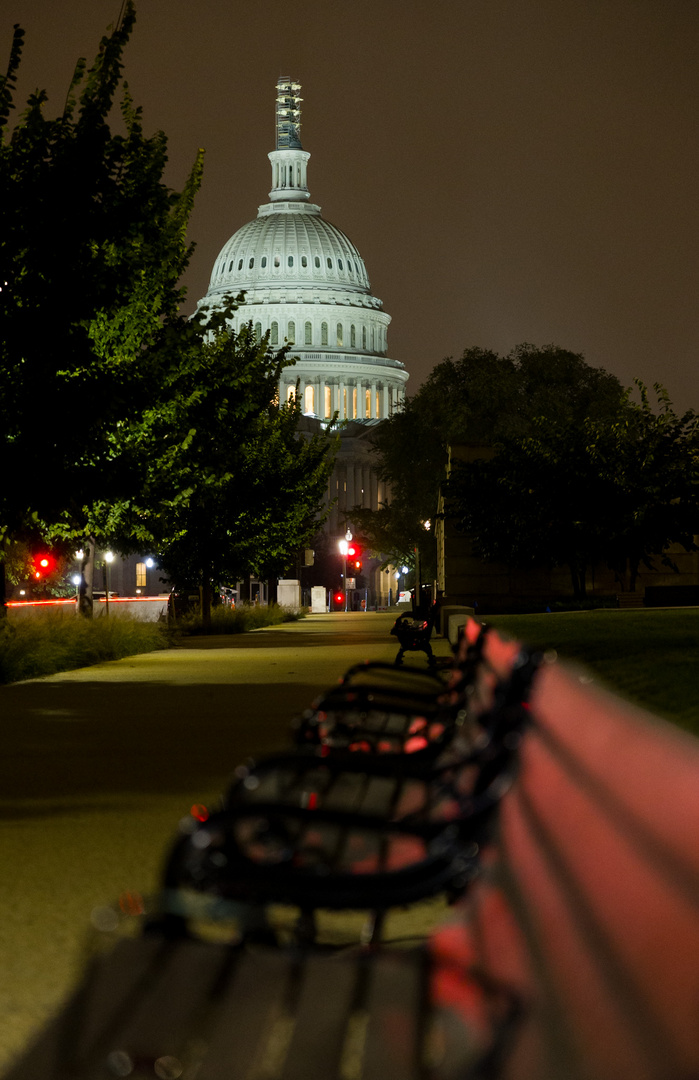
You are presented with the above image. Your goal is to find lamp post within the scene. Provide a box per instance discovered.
[71,574,81,608]
[338,529,352,612]
[104,551,114,615]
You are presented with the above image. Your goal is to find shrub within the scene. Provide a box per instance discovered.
[177,602,304,636]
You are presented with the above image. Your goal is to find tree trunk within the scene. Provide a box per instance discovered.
[267,578,278,606]
[77,538,95,618]
[201,579,212,632]
[0,557,7,620]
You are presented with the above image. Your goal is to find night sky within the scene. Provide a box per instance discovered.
[3,0,698,409]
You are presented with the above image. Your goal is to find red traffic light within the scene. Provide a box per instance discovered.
[33,552,56,578]
[334,592,344,604]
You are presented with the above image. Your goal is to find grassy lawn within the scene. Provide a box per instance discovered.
[486,608,699,738]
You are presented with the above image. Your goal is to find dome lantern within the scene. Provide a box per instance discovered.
[269,76,310,203]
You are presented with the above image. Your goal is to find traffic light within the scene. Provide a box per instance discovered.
[334,591,345,609]
[354,559,362,571]
[347,543,361,559]
[33,552,55,579]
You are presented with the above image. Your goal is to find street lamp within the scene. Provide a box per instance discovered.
[104,551,114,615]
[71,574,81,607]
[338,529,352,612]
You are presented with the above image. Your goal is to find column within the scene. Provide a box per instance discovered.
[370,381,378,419]
[339,379,345,419]
[346,460,355,510]
[316,377,323,417]
[382,384,389,419]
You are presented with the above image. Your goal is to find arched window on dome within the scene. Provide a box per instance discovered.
[305,321,312,345]
[321,322,328,347]
[362,325,367,350]
[327,257,332,269]
[249,258,254,269]
[336,323,343,347]
[304,384,314,414]
[254,323,262,342]
[287,321,295,344]
[338,258,343,271]
[301,255,307,268]
[314,256,321,268]
[350,324,356,348]
[261,256,267,268]
[288,255,294,268]
[286,384,296,402]
[271,322,279,346]
[274,255,280,268]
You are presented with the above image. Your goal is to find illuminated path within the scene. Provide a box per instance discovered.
[0,612,451,1067]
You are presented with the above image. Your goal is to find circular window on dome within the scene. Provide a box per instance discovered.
[327,257,332,269]
[261,256,267,268]
[249,258,254,269]
[338,258,343,271]
[301,255,308,268]
[288,255,294,268]
[314,256,320,268]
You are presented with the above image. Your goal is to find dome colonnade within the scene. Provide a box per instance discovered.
[196,77,408,421]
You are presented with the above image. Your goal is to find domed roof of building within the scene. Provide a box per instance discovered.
[207,202,372,299]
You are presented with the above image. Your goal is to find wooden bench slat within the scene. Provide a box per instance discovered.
[280,954,359,1080]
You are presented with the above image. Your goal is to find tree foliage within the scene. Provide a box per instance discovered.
[0,3,202,595]
[446,383,699,597]
[361,343,626,571]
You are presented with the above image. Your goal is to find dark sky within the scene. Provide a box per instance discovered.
[3,0,698,409]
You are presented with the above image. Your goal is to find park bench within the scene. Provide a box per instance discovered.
[390,603,439,667]
[6,618,699,1080]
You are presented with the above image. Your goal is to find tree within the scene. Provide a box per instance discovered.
[360,344,626,572]
[0,4,203,609]
[86,306,337,625]
[446,383,699,598]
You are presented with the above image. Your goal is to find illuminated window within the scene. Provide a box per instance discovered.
[304,384,314,413]
[287,385,296,401]
[324,385,332,417]
[255,322,262,341]
[261,256,267,268]
[315,256,321,268]
[249,258,254,269]
[376,390,381,417]
[287,321,295,343]
[365,388,371,417]
[350,324,356,348]
[321,322,328,346]
[301,255,308,267]
[288,255,294,267]
[136,562,147,588]
[352,386,357,418]
[271,321,279,345]
[362,325,367,349]
[337,323,343,347]
[305,321,312,345]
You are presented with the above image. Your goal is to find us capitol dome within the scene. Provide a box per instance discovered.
[196,77,408,421]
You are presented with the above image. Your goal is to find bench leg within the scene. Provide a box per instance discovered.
[394,648,405,666]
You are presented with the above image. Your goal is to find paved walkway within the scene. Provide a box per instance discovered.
[0,613,451,1067]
